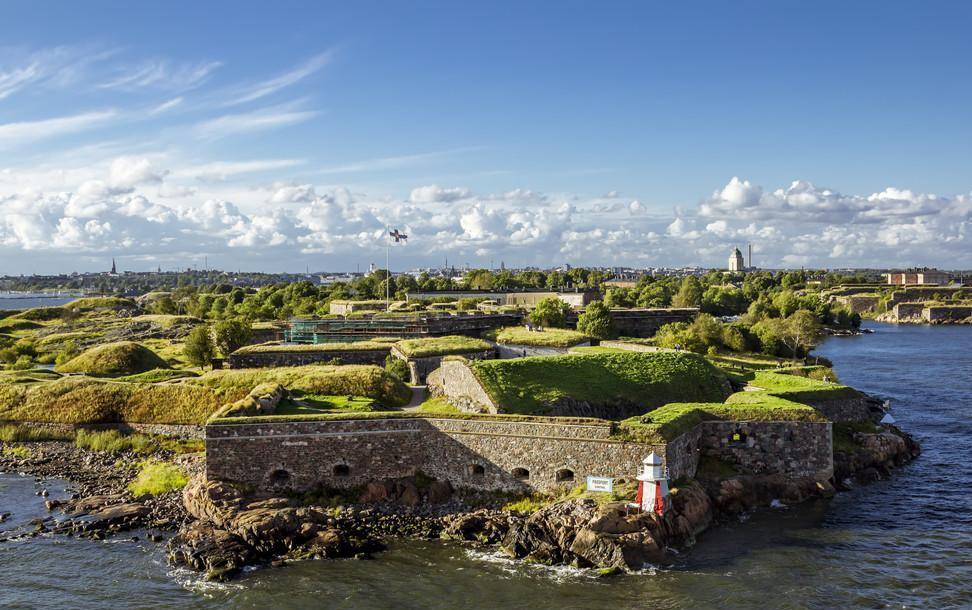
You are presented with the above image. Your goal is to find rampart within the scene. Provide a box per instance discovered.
[566,308,698,338]
[205,415,834,493]
[924,305,972,322]
[228,347,390,369]
[391,347,495,384]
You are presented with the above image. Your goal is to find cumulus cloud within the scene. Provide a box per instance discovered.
[409,185,471,204]
[0,164,970,271]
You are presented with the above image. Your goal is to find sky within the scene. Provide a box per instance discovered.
[1,0,971,274]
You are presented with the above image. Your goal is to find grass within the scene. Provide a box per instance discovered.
[394,335,493,358]
[503,480,639,514]
[114,368,199,383]
[616,397,826,443]
[192,365,411,408]
[0,424,74,442]
[415,395,462,414]
[75,428,154,454]
[0,319,43,333]
[128,460,188,496]
[487,326,590,348]
[212,409,613,426]
[0,369,62,383]
[1,445,33,459]
[276,394,376,415]
[131,314,201,328]
[65,296,136,310]
[9,306,68,321]
[232,341,393,355]
[470,351,731,416]
[56,341,170,376]
[35,330,101,349]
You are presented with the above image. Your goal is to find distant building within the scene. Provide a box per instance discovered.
[729,248,745,272]
[883,268,950,286]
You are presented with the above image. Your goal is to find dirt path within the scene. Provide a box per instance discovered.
[404,386,427,411]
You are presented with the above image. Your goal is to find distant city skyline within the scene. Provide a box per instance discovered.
[2,1,971,274]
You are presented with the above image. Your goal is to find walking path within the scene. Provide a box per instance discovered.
[404,385,427,411]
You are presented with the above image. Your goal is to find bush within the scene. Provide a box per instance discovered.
[528,297,572,327]
[183,325,215,368]
[576,300,616,340]
[128,461,188,496]
[385,355,410,382]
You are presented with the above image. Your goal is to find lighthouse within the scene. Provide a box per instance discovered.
[636,452,670,515]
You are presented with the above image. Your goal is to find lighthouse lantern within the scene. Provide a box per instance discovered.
[635,452,670,515]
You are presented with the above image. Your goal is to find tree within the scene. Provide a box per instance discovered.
[672,276,703,308]
[183,325,215,368]
[212,319,252,357]
[529,297,572,327]
[576,300,615,339]
[779,310,822,359]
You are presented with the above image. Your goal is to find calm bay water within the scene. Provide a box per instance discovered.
[1,322,970,609]
[0,296,76,310]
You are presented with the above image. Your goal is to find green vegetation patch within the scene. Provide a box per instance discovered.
[65,296,136,311]
[0,424,75,442]
[114,368,199,383]
[75,428,154,453]
[487,326,590,348]
[617,397,825,444]
[275,394,376,415]
[36,331,100,349]
[131,314,201,328]
[233,341,393,355]
[192,364,411,408]
[56,341,170,376]
[128,460,188,496]
[394,335,492,358]
[470,351,731,416]
[0,319,43,333]
[9,306,68,321]
[0,369,62,383]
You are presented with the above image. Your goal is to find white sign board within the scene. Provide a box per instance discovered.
[586,476,614,493]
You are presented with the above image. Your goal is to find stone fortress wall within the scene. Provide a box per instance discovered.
[206,415,834,494]
[227,348,390,369]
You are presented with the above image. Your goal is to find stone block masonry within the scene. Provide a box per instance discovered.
[206,415,834,494]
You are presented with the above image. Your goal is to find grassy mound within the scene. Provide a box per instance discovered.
[0,318,43,333]
[192,365,411,408]
[65,296,136,310]
[487,326,589,348]
[56,341,170,376]
[394,335,493,358]
[233,341,393,355]
[10,306,67,321]
[114,368,199,383]
[470,351,731,416]
[617,396,826,443]
[131,314,201,328]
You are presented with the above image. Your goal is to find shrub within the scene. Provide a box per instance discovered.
[212,319,253,357]
[576,300,616,340]
[528,297,572,327]
[128,461,188,496]
[384,355,410,382]
[56,341,169,376]
[183,325,215,368]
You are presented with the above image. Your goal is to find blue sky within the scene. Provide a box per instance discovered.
[1,1,971,273]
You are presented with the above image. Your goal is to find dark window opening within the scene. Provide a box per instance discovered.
[467,464,486,477]
[556,469,575,482]
[512,467,530,480]
[268,469,291,486]
[333,464,350,477]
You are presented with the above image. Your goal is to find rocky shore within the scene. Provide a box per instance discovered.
[0,424,920,580]
[0,442,198,542]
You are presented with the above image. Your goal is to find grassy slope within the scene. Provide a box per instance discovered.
[0,364,410,425]
[56,341,169,376]
[487,326,590,348]
[470,351,731,416]
[394,335,492,358]
[233,341,393,355]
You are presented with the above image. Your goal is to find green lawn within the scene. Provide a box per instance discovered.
[276,393,376,415]
[233,340,393,355]
[470,351,731,416]
[394,335,492,358]
[486,326,590,348]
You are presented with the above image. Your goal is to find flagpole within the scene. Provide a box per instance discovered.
[385,228,390,309]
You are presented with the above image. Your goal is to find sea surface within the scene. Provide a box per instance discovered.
[1,322,970,609]
[0,295,77,310]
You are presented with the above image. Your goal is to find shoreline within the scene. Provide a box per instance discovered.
[0,419,920,580]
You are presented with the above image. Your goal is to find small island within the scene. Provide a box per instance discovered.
[0,276,921,580]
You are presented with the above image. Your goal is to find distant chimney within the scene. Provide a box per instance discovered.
[748,243,752,269]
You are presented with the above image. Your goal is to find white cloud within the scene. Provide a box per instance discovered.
[174,158,305,181]
[195,103,318,139]
[0,110,118,148]
[225,52,333,106]
[409,185,471,203]
[99,59,222,91]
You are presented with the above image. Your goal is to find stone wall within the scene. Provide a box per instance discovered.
[494,343,583,359]
[228,348,390,369]
[893,302,925,320]
[566,308,698,338]
[205,416,661,493]
[805,396,879,423]
[204,415,835,494]
[392,347,495,385]
[697,421,833,481]
[833,294,881,314]
[923,305,972,322]
[426,359,498,413]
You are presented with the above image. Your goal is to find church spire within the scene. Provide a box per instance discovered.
[111,258,117,274]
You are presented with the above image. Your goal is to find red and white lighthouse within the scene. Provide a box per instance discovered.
[636,452,669,515]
